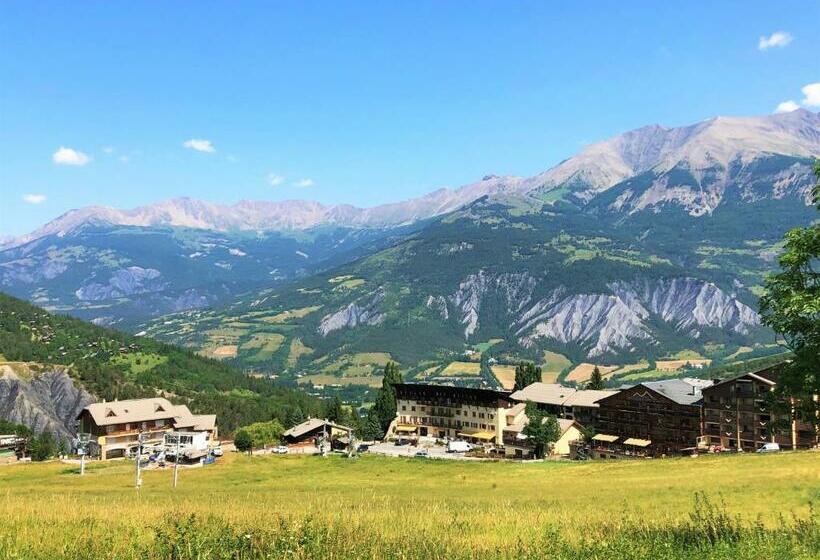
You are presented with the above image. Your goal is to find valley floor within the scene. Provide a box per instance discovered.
[0,452,818,559]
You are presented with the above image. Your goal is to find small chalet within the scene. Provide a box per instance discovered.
[282,418,351,447]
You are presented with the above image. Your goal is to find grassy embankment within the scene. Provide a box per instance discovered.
[0,452,817,559]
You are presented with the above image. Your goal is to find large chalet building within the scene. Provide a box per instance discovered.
[701,366,818,450]
[590,379,712,457]
[77,397,217,460]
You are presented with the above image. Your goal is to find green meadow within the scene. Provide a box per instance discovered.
[0,452,817,558]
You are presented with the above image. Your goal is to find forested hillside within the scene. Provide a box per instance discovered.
[0,292,322,434]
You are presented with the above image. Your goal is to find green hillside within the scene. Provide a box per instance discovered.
[143,181,805,395]
[0,292,322,433]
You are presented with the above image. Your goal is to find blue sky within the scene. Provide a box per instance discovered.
[1,1,819,236]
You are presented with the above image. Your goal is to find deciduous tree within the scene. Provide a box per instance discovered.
[522,403,561,459]
[759,162,820,427]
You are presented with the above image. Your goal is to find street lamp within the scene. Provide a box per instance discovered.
[73,420,91,476]
[135,432,147,489]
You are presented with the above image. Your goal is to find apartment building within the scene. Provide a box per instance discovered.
[394,383,513,445]
[700,367,818,451]
[594,379,712,457]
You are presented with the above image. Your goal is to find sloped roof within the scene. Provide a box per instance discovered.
[80,398,217,431]
[191,414,217,431]
[503,415,579,435]
[561,390,618,408]
[81,397,183,427]
[642,379,713,405]
[510,383,576,406]
[283,418,350,439]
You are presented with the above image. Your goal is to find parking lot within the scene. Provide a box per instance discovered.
[366,441,488,461]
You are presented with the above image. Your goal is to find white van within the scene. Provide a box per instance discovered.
[756,442,780,453]
[446,440,473,453]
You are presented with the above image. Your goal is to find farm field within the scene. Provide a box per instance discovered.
[0,452,817,559]
[540,350,572,378]
[439,361,482,376]
[566,362,619,383]
[490,364,516,390]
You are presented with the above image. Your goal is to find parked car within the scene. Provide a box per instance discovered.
[394,439,410,446]
[757,442,781,453]
[414,449,429,458]
[272,445,289,454]
[211,447,224,457]
[446,440,473,453]
[356,444,370,453]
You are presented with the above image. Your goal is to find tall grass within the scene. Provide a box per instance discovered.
[0,496,816,559]
[0,453,818,558]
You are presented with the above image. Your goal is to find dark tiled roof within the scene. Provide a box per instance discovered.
[642,379,712,405]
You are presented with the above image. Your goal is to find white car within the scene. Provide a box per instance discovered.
[273,445,289,454]
[446,440,473,453]
[756,442,780,453]
[211,447,224,457]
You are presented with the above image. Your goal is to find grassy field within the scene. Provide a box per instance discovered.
[0,452,817,559]
[439,361,482,376]
[540,350,572,378]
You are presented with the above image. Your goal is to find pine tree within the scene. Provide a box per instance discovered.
[368,361,403,438]
[587,366,604,390]
[514,362,541,391]
[324,395,344,424]
[285,406,306,428]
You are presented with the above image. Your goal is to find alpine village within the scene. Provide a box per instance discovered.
[1,5,820,559]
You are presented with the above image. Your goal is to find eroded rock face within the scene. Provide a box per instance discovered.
[318,288,386,336]
[75,266,166,301]
[429,273,760,358]
[0,365,95,440]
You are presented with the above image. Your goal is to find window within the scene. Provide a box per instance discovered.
[401,405,406,411]
[411,406,416,412]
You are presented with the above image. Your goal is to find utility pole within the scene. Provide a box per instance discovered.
[173,433,181,488]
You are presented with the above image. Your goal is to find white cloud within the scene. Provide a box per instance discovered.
[267,173,285,187]
[23,194,47,204]
[758,31,793,50]
[102,146,115,154]
[52,146,90,166]
[801,82,820,107]
[293,178,314,188]
[182,138,215,153]
[774,100,800,113]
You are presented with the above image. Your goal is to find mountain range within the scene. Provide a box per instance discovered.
[3,109,819,392]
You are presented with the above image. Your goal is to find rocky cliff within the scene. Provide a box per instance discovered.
[429,273,760,357]
[0,364,94,440]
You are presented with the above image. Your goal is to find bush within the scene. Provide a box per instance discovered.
[234,429,253,452]
[30,432,57,461]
